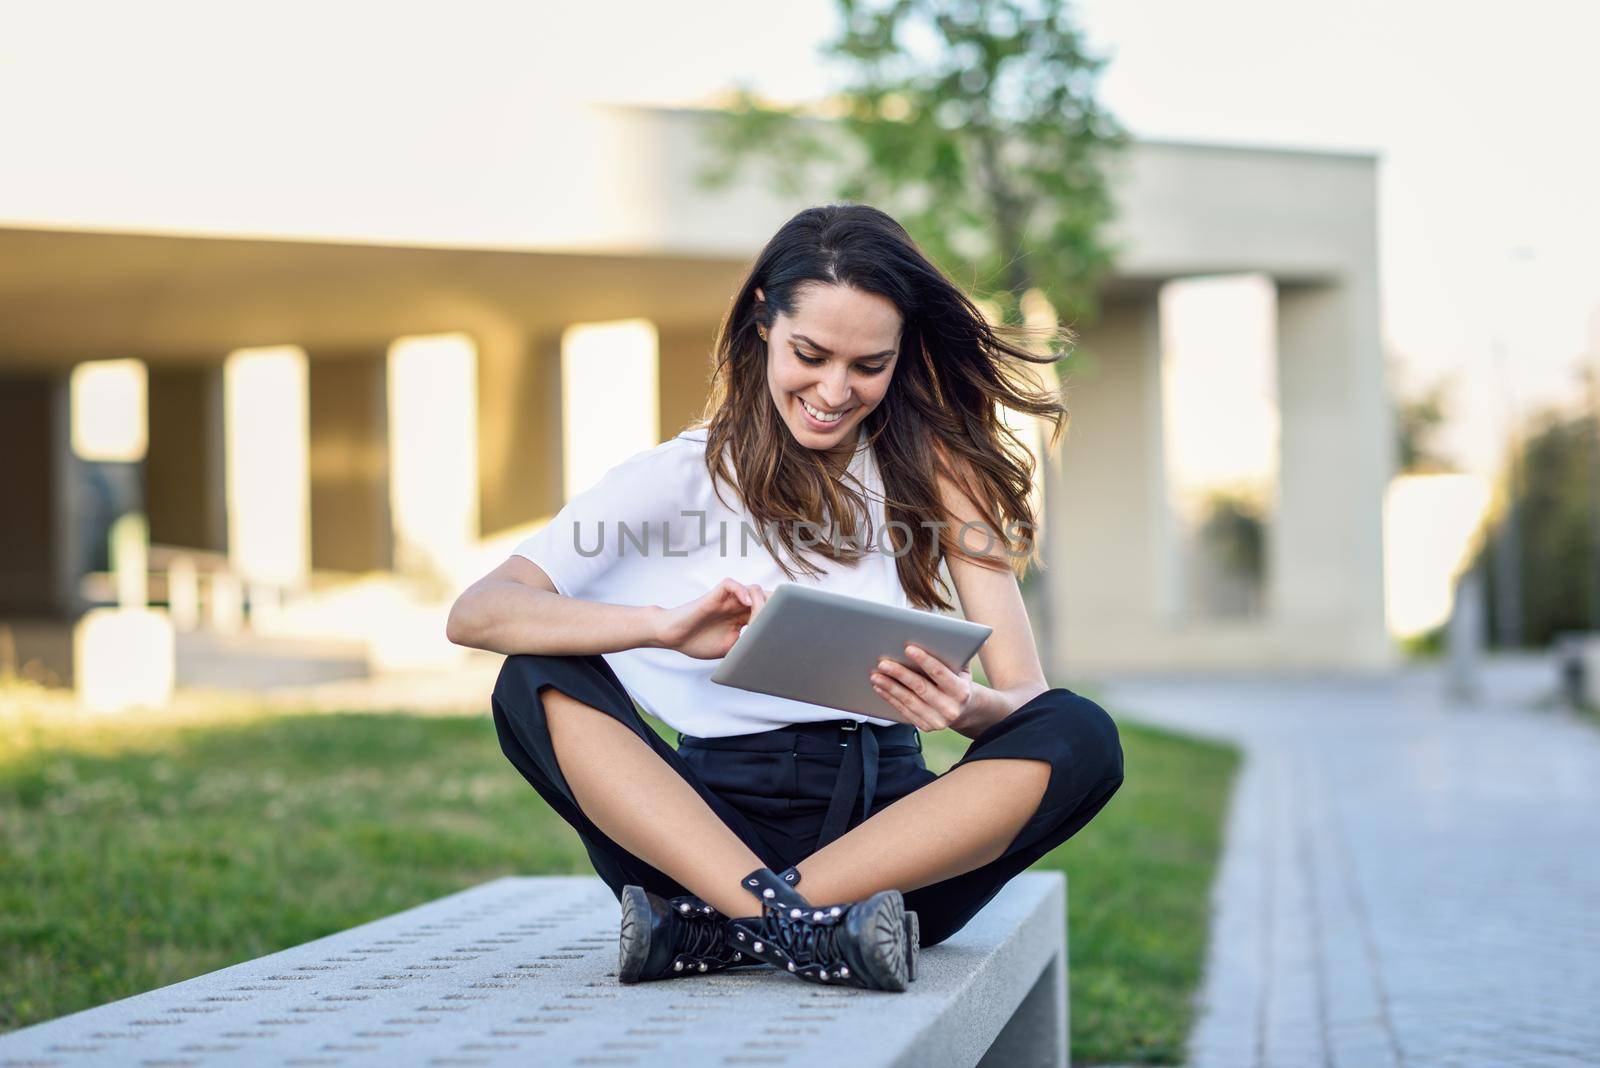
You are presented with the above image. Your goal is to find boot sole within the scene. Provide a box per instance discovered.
[617,884,652,983]
[904,910,920,982]
[845,890,909,992]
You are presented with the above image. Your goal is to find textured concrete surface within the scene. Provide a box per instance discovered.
[1100,654,1600,1068]
[0,872,1066,1067]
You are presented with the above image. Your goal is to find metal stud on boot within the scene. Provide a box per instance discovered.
[617,885,759,983]
[775,866,920,983]
[727,867,909,992]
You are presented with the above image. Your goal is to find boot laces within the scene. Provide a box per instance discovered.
[767,904,845,968]
[673,900,730,961]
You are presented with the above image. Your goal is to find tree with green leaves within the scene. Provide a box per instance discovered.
[1391,361,1458,474]
[700,0,1128,334]
[1476,403,1600,647]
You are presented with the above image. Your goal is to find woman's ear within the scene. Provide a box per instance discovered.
[752,286,769,338]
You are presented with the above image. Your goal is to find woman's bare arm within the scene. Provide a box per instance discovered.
[864,446,1053,737]
[937,463,1052,726]
[445,556,667,657]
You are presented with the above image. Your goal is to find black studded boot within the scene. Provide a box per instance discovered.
[617,885,761,983]
[776,865,920,983]
[726,867,909,992]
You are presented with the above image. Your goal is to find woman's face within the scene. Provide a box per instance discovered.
[759,282,902,466]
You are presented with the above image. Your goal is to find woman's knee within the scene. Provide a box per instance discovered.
[495,653,611,722]
[1036,688,1124,788]
[493,652,554,711]
[497,652,583,696]
[493,655,601,766]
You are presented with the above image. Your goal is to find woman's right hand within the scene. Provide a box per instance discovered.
[655,578,769,660]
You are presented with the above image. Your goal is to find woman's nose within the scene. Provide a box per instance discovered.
[817,369,851,409]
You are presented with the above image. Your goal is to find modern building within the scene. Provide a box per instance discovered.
[0,104,1396,701]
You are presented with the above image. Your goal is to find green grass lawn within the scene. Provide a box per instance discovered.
[1,690,1236,1065]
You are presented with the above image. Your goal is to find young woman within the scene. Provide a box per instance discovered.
[446,204,1124,994]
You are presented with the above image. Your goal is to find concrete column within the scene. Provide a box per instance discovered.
[308,351,391,573]
[147,364,227,553]
[1272,281,1395,666]
[1045,295,1173,671]
[477,326,563,536]
[167,555,200,631]
[658,324,716,440]
[0,373,68,615]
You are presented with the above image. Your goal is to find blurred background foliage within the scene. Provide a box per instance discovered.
[1477,403,1600,648]
[701,0,1128,333]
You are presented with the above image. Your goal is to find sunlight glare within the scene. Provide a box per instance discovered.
[561,319,659,497]
[224,346,311,587]
[70,358,147,463]
[1383,473,1491,638]
[1158,275,1280,519]
[74,607,175,713]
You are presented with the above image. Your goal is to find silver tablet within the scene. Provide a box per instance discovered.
[709,582,993,722]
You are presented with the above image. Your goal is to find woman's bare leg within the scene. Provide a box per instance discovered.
[543,688,767,917]
[792,758,1051,904]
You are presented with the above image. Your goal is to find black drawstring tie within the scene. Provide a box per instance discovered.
[677,718,919,851]
[817,721,882,850]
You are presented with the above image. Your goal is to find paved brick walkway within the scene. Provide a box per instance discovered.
[1099,656,1600,1068]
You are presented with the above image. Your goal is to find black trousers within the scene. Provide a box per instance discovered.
[490,652,1125,948]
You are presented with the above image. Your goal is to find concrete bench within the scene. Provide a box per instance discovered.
[0,872,1068,1068]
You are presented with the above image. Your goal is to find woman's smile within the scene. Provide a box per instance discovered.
[797,395,853,429]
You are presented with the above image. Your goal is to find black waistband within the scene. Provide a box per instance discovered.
[677,719,920,753]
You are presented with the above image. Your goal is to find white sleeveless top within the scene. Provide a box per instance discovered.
[512,428,913,737]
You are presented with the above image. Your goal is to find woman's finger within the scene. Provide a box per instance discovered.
[872,667,928,722]
[879,654,960,726]
[876,656,933,703]
[905,645,970,704]
[746,584,768,623]
[872,674,929,731]
[904,645,956,688]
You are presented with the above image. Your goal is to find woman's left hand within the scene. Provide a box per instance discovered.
[870,644,1005,736]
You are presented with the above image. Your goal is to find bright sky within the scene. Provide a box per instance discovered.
[4,0,1597,479]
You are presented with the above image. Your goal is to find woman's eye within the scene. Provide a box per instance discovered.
[795,351,888,376]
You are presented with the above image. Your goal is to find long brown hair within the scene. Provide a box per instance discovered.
[698,203,1070,611]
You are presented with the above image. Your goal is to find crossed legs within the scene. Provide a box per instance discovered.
[791,756,1050,903]
[542,687,1050,917]
[543,688,771,917]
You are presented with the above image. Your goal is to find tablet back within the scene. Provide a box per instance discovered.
[710,583,992,721]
